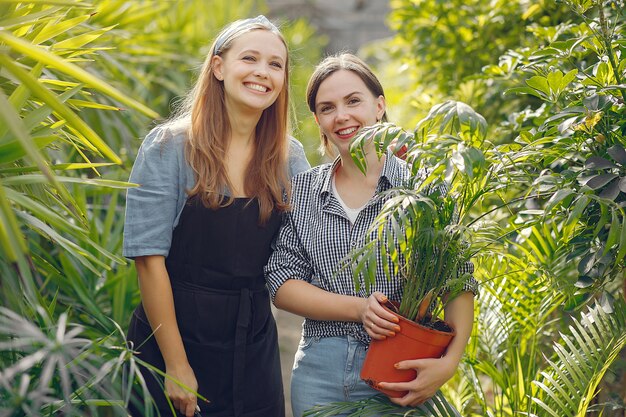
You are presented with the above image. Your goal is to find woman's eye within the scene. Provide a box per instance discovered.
[271,61,283,69]
[348,97,361,105]
[242,56,255,61]
[320,106,333,113]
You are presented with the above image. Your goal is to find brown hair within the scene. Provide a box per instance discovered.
[305,53,388,156]
[174,16,291,223]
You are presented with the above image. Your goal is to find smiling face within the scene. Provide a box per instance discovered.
[212,29,287,116]
[313,69,385,156]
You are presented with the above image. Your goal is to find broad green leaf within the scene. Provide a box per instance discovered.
[585,156,617,170]
[598,179,620,200]
[585,173,618,189]
[526,76,550,95]
[560,69,578,90]
[607,145,626,166]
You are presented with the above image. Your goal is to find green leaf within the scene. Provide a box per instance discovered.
[565,195,589,226]
[598,179,620,200]
[607,145,626,166]
[615,216,626,262]
[603,211,620,254]
[0,55,120,163]
[0,183,28,261]
[526,76,550,95]
[2,174,133,189]
[32,14,92,45]
[585,173,618,189]
[545,188,574,212]
[585,156,617,170]
[0,29,159,120]
[0,136,57,164]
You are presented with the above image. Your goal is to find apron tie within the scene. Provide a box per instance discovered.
[232,287,253,417]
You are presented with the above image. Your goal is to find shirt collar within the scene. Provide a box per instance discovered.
[319,149,408,199]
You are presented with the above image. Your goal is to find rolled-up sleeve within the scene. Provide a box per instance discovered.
[456,260,479,297]
[123,126,182,258]
[265,210,313,302]
[288,136,310,177]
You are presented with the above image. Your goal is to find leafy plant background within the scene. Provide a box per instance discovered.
[0,1,324,415]
[1,0,625,417]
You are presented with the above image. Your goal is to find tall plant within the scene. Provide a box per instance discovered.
[347,101,494,326]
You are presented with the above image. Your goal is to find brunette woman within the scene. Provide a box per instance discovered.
[265,53,477,416]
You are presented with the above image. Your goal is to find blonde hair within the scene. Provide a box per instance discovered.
[174,16,291,223]
[306,53,387,156]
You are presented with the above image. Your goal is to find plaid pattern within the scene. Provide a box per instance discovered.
[265,151,478,345]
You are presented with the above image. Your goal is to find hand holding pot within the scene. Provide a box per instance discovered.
[377,356,457,407]
[359,292,401,340]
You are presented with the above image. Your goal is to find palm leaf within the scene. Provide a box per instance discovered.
[531,300,626,417]
[303,392,460,417]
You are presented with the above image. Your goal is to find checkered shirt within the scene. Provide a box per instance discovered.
[265,151,478,345]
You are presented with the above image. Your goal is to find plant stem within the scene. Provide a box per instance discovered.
[597,2,626,101]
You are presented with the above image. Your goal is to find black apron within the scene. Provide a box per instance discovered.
[128,196,285,417]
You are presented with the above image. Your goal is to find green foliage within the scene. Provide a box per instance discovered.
[0,1,326,415]
[348,101,492,324]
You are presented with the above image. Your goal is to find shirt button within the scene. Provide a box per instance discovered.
[351,241,357,247]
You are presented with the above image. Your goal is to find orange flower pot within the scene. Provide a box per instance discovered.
[360,302,455,398]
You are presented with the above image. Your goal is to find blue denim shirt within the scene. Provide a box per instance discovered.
[122,120,311,258]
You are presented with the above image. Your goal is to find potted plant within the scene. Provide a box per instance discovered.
[346,101,491,398]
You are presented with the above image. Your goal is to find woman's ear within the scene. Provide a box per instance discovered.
[376,95,386,121]
[212,55,224,81]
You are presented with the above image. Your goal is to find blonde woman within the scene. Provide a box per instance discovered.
[123,16,309,417]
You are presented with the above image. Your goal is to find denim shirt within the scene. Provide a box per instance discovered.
[122,121,311,258]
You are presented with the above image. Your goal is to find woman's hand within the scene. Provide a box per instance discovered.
[165,363,199,417]
[377,356,457,407]
[359,292,401,340]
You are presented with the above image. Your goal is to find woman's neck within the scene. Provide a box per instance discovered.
[333,147,385,209]
[337,146,385,182]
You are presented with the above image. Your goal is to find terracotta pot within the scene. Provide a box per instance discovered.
[360,302,455,398]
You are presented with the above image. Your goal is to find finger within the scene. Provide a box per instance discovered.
[389,395,424,408]
[170,398,180,413]
[364,320,388,339]
[372,291,388,303]
[394,359,424,370]
[184,398,197,417]
[377,381,413,392]
[369,299,400,325]
[368,319,397,337]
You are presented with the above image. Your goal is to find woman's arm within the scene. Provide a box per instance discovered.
[377,291,475,407]
[274,280,399,339]
[135,255,198,417]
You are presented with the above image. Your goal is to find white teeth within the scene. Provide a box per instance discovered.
[338,127,357,135]
[246,83,268,92]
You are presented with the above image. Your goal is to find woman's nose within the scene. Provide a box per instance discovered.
[253,64,269,78]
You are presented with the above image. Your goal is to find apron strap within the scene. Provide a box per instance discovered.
[232,287,253,417]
